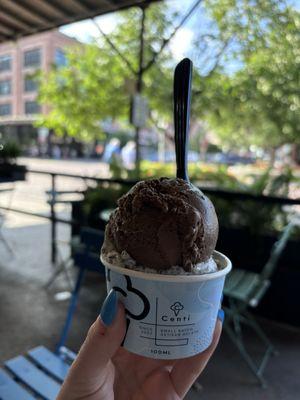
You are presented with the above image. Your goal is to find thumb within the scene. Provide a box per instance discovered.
[59,290,126,396]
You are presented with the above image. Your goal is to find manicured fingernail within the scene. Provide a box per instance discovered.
[217,309,225,324]
[99,289,117,326]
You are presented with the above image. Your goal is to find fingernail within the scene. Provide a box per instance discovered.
[99,289,117,326]
[217,308,225,324]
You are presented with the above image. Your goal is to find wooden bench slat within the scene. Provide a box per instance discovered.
[5,356,61,400]
[28,346,70,382]
[0,369,35,400]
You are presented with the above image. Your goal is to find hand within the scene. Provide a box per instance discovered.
[57,290,224,400]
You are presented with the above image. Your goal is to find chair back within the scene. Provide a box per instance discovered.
[246,221,296,307]
[260,221,295,281]
[73,227,105,273]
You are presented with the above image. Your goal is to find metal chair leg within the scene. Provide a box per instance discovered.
[45,257,74,290]
[224,321,268,388]
[229,298,243,338]
[55,267,86,353]
[63,260,75,290]
[44,261,67,289]
[224,300,276,388]
[0,229,14,256]
[243,309,277,356]
[0,186,15,257]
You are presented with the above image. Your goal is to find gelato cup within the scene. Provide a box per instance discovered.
[101,250,231,359]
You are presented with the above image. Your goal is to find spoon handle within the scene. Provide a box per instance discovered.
[174,58,193,181]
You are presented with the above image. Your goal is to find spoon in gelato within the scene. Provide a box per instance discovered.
[102,58,219,275]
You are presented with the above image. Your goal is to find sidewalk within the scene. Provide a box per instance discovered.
[0,214,106,362]
[1,214,300,399]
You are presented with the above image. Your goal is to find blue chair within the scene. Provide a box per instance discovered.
[0,228,105,399]
[0,346,75,400]
[56,227,106,352]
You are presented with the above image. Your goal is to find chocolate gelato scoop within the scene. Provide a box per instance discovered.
[102,177,218,272]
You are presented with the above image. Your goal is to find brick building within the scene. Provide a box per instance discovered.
[0,29,78,148]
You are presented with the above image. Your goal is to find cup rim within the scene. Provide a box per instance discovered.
[100,250,232,282]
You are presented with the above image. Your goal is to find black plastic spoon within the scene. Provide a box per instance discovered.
[174,58,193,182]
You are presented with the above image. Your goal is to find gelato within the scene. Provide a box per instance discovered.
[101,177,218,273]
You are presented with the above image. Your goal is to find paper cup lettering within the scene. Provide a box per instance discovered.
[101,250,231,360]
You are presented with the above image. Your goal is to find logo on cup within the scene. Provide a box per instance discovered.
[170,301,184,317]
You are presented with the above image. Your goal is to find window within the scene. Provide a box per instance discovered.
[0,55,11,72]
[0,79,11,96]
[55,48,67,67]
[24,76,38,92]
[25,101,40,114]
[24,49,41,67]
[0,103,11,116]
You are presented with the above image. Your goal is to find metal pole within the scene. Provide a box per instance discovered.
[135,5,147,177]
[50,174,57,264]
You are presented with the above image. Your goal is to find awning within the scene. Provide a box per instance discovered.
[0,0,161,43]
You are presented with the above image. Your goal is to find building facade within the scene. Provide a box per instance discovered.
[0,29,78,148]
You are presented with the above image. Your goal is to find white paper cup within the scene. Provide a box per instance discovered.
[101,250,231,359]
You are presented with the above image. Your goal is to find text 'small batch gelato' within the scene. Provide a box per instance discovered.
[100,177,231,359]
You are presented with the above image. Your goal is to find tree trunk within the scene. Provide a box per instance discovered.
[291,143,300,166]
[269,147,276,166]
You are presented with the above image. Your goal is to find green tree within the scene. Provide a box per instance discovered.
[37,0,300,155]
[37,5,175,141]
[194,1,300,150]
[37,44,129,140]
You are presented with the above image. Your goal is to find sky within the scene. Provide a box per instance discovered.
[60,0,300,72]
[60,0,197,61]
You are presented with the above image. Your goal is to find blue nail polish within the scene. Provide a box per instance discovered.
[100,289,117,326]
[217,309,225,324]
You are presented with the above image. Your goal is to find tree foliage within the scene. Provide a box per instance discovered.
[37,5,175,140]
[37,0,299,150]
[195,1,300,148]
[37,44,129,140]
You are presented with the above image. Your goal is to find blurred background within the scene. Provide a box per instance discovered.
[0,1,299,399]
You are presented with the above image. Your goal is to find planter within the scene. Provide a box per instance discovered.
[71,200,107,237]
[0,163,27,182]
[71,185,126,236]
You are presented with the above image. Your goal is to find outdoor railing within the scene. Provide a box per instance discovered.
[0,168,299,263]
